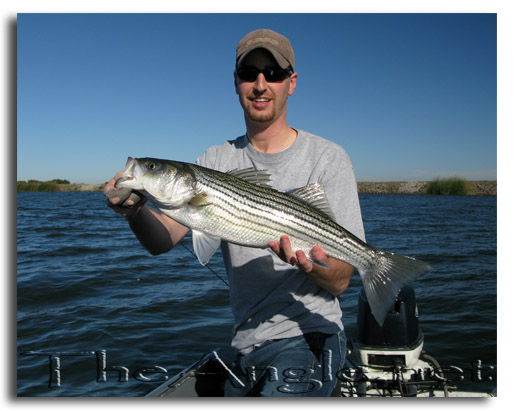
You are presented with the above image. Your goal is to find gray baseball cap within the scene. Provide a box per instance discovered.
[236,29,295,70]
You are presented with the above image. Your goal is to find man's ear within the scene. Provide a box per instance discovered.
[288,72,298,96]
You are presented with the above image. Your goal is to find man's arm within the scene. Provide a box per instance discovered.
[104,171,190,255]
[270,235,354,296]
[125,206,190,255]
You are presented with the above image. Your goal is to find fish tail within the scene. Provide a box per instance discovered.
[360,250,431,326]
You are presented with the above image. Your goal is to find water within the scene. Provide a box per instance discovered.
[17,192,497,396]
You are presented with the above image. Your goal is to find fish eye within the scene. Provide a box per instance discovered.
[148,162,157,170]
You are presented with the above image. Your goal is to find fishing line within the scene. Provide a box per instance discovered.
[179,242,230,287]
[212,350,246,388]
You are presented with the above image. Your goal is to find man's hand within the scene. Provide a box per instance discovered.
[103,171,189,256]
[104,170,147,218]
[269,235,353,296]
[269,235,328,273]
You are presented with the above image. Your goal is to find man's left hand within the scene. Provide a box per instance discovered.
[269,235,329,273]
[269,234,353,296]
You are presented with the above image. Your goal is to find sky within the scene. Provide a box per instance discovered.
[17,12,497,183]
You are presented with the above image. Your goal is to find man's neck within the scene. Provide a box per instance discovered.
[246,122,297,154]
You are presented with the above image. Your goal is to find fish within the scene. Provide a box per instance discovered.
[115,157,431,325]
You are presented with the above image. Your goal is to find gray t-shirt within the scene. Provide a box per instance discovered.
[197,129,365,354]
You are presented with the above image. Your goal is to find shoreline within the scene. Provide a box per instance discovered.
[357,180,496,195]
[33,180,496,195]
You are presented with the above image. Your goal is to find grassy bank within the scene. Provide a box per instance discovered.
[17,180,105,192]
[17,180,62,192]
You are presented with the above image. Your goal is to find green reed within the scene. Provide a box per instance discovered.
[426,177,470,195]
[17,181,61,192]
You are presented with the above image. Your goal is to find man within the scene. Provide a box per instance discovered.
[104,29,365,397]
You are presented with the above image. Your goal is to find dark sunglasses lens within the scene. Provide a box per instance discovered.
[237,68,290,82]
[264,69,288,82]
[237,68,259,81]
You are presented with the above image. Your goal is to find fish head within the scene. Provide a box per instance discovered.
[115,157,197,208]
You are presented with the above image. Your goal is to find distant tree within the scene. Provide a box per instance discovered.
[49,179,70,184]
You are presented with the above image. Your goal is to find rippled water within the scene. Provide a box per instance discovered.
[17,192,496,396]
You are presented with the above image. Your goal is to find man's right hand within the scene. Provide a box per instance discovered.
[103,170,147,218]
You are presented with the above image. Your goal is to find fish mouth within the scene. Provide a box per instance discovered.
[115,157,137,188]
[114,175,134,188]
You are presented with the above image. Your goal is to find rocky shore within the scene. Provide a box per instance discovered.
[357,180,496,195]
[58,183,106,192]
[56,181,497,195]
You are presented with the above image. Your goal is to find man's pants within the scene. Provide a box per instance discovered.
[224,331,346,397]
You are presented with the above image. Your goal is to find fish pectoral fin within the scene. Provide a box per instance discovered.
[188,192,211,208]
[192,230,221,265]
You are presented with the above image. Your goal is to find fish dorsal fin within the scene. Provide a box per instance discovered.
[192,230,221,265]
[227,167,272,186]
[287,182,337,221]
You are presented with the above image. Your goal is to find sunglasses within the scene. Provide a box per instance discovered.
[236,67,293,82]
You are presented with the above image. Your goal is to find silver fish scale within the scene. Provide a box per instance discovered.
[186,165,374,270]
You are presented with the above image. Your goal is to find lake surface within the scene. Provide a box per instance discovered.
[17,192,497,396]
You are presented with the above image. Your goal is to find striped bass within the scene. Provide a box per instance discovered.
[116,157,431,326]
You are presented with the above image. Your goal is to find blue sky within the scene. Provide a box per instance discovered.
[17,13,497,183]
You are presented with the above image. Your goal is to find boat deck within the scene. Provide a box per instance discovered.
[146,350,496,398]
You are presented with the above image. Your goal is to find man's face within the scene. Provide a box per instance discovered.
[234,48,297,125]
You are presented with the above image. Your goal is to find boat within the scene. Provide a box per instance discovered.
[146,286,496,398]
